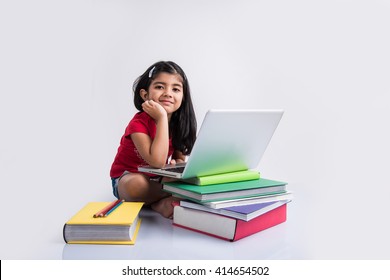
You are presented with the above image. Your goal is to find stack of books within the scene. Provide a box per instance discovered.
[163,170,292,241]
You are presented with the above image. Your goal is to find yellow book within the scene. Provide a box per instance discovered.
[63,201,143,245]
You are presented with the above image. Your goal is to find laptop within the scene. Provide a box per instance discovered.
[138,109,284,179]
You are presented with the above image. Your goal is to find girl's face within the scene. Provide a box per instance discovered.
[142,72,184,117]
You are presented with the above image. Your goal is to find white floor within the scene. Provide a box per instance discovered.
[2,178,390,260]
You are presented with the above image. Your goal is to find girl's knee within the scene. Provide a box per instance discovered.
[118,174,149,200]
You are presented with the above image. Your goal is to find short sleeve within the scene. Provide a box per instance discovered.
[124,112,156,139]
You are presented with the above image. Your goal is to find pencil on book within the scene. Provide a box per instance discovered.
[93,199,121,218]
[104,199,124,217]
[100,199,125,217]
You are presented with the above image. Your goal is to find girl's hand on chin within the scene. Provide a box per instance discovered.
[142,100,167,121]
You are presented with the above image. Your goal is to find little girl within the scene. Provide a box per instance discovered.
[110,61,197,218]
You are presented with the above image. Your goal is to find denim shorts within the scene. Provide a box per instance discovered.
[111,171,163,199]
[111,171,131,199]
[111,177,120,199]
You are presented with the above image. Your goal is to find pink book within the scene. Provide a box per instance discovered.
[173,203,287,241]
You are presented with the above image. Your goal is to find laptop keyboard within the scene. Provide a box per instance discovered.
[164,166,185,173]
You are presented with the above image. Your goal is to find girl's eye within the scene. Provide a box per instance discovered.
[173,88,181,92]
[155,85,164,89]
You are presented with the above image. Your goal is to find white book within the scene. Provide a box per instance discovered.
[201,192,293,209]
[180,199,291,221]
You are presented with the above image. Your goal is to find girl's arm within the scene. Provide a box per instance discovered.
[131,101,170,168]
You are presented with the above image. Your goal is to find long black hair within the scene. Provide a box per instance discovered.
[133,61,197,155]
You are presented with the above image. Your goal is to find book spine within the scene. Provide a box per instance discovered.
[200,171,260,185]
[63,224,68,243]
[232,204,287,241]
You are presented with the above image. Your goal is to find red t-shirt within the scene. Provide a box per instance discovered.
[110,112,174,178]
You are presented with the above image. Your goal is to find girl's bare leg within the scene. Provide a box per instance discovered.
[117,173,176,218]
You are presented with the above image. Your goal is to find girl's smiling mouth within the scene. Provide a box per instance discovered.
[160,100,174,105]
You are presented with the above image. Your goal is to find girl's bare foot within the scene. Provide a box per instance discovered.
[151,196,182,218]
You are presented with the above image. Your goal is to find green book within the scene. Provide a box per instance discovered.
[182,170,260,186]
[163,178,287,203]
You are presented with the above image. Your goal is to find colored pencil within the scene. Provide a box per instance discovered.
[99,199,123,217]
[104,200,124,217]
[93,199,121,218]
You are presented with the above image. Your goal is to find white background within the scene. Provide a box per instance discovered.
[1,0,390,259]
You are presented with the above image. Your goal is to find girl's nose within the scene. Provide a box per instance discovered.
[163,89,173,97]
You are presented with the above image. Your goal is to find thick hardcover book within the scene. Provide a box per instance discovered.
[63,202,143,245]
[182,170,260,186]
[180,199,291,221]
[173,203,287,241]
[163,178,287,203]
